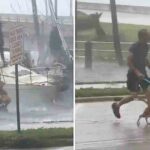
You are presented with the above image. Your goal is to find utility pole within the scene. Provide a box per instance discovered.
[55,0,58,19]
[31,0,42,64]
[70,0,72,16]
[45,0,48,19]
[31,0,40,39]
[110,0,123,65]
[75,0,77,46]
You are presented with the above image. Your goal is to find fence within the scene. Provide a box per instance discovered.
[76,41,150,62]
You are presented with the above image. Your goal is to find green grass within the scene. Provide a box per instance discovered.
[76,23,150,62]
[76,88,130,97]
[77,22,150,42]
[0,128,73,148]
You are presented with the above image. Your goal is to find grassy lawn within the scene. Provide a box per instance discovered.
[76,23,150,62]
[76,87,130,97]
[77,22,150,42]
[0,128,73,148]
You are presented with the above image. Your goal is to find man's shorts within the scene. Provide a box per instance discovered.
[127,71,150,92]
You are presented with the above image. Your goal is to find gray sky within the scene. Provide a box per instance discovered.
[0,0,72,16]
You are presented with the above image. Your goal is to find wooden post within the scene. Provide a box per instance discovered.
[85,41,92,69]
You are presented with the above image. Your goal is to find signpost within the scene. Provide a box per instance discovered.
[9,25,23,132]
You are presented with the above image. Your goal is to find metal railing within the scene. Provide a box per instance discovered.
[0,65,65,85]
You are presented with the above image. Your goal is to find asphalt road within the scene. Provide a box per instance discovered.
[76,101,150,150]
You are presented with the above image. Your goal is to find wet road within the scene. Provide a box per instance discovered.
[76,62,127,83]
[76,101,150,150]
[0,83,73,130]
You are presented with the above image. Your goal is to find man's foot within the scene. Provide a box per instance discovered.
[112,103,121,118]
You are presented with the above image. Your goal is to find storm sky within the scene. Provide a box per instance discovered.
[0,0,72,16]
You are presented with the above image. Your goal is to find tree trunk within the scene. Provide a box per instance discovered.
[110,0,123,65]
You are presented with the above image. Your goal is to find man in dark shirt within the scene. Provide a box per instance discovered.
[112,29,150,118]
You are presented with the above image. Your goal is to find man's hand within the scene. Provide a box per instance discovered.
[128,53,145,80]
[146,59,150,69]
[136,72,145,80]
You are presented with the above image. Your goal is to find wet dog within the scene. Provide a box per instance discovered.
[137,106,150,126]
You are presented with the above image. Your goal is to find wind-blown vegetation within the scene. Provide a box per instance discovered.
[76,88,130,97]
[0,128,73,148]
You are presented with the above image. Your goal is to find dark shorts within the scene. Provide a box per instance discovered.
[127,71,149,92]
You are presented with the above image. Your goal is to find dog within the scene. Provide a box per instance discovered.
[137,106,150,126]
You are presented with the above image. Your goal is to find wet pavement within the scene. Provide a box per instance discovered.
[76,61,150,84]
[76,62,128,83]
[76,101,150,150]
[76,83,126,89]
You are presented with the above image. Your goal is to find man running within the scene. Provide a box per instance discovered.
[112,29,150,118]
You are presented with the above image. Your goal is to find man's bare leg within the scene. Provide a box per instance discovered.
[112,92,138,118]
[145,90,150,107]
[118,92,138,107]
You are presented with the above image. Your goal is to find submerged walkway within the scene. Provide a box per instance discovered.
[76,101,150,150]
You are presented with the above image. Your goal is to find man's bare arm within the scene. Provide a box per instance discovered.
[145,58,150,68]
[127,52,144,78]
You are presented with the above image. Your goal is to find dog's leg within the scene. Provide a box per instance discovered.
[145,117,150,125]
[146,117,148,125]
[137,115,142,126]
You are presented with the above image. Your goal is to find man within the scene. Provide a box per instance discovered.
[112,29,150,118]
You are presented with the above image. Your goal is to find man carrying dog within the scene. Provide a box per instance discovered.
[112,29,150,118]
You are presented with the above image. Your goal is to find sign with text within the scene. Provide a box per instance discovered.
[9,25,24,65]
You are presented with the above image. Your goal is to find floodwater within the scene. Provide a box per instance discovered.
[79,9,150,25]
[76,61,150,84]
[76,62,128,83]
[76,101,150,150]
[0,82,73,130]
[78,0,150,25]
[76,83,126,89]
[78,0,150,7]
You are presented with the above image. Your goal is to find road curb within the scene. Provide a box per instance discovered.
[76,95,145,103]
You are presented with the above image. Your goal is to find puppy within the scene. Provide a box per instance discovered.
[137,107,150,126]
